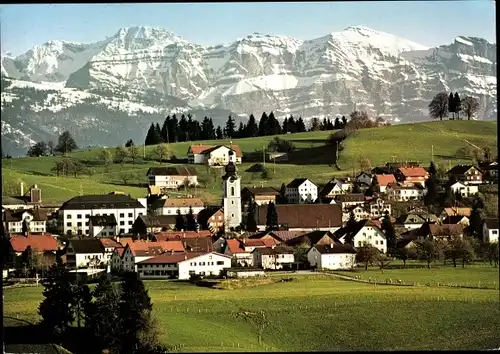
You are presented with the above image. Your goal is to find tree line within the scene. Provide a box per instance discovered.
[38,257,167,354]
[144,112,353,146]
[429,91,480,121]
[27,131,79,157]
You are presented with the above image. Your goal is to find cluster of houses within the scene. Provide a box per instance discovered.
[2,149,498,280]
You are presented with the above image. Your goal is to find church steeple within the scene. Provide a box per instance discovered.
[223,150,238,180]
[222,149,241,232]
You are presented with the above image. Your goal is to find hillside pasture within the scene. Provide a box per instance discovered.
[1,120,497,204]
[4,271,500,352]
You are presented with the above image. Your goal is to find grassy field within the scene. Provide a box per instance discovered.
[4,266,500,352]
[1,120,497,204]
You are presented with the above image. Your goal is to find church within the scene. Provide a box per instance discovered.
[222,149,242,232]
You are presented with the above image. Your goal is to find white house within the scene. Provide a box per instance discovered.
[146,166,199,189]
[396,214,427,230]
[222,238,262,266]
[320,182,345,198]
[331,178,353,192]
[58,193,147,236]
[2,196,31,211]
[356,172,373,186]
[252,245,295,270]
[343,205,370,223]
[366,198,392,218]
[307,243,357,270]
[375,174,397,193]
[150,197,205,216]
[66,239,106,269]
[187,144,242,165]
[285,178,318,204]
[449,182,479,198]
[386,184,426,202]
[88,215,117,238]
[4,208,47,234]
[335,219,387,253]
[335,194,366,211]
[121,241,185,272]
[137,252,232,280]
[482,218,499,243]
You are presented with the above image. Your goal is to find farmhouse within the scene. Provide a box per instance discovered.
[395,214,427,230]
[446,165,483,185]
[146,166,199,189]
[331,178,353,192]
[252,246,295,270]
[449,181,479,197]
[256,204,343,232]
[222,238,276,266]
[187,144,242,165]
[343,205,370,222]
[58,194,147,236]
[335,219,387,253]
[4,208,47,234]
[150,197,204,216]
[285,178,318,204]
[88,215,117,238]
[136,252,231,280]
[307,243,357,270]
[482,218,499,243]
[394,167,429,186]
[365,198,392,218]
[66,239,106,269]
[241,186,280,206]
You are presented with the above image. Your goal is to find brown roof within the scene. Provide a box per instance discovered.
[146,166,198,176]
[416,222,464,237]
[257,204,342,229]
[118,237,134,247]
[268,231,308,241]
[253,245,295,255]
[335,194,365,203]
[375,174,397,187]
[4,209,47,222]
[314,243,357,254]
[160,198,205,208]
[189,144,215,154]
[201,145,243,158]
[226,239,248,254]
[9,234,58,253]
[181,237,214,253]
[153,230,212,241]
[442,207,471,217]
[397,167,428,177]
[114,248,125,258]
[127,240,185,256]
[286,231,336,247]
[242,187,280,196]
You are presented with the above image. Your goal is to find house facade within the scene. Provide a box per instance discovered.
[447,165,483,185]
[386,184,426,201]
[187,145,242,165]
[449,182,479,197]
[307,244,357,270]
[151,197,205,216]
[394,167,429,186]
[482,218,499,243]
[241,187,280,206]
[4,209,47,234]
[375,174,397,193]
[335,220,387,253]
[252,246,295,270]
[208,208,224,233]
[146,166,199,189]
[88,215,117,238]
[58,194,147,236]
[356,172,373,186]
[285,178,318,204]
[66,239,106,269]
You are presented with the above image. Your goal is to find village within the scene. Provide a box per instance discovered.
[2,142,499,282]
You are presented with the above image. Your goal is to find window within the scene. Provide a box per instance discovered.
[231,187,235,196]
[128,221,133,225]
[77,214,82,219]
[120,221,125,226]
[216,261,224,265]
[193,262,197,266]
[492,230,498,235]
[231,201,234,205]
[119,229,125,234]
[128,213,133,218]
[77,222,82,227]
[67,222,72,227]
[120,213,124,218]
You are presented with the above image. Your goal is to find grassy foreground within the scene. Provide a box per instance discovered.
[1,120,497,204]
[4,267,500,352]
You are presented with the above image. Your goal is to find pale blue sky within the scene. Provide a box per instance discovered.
[0,1,496,57]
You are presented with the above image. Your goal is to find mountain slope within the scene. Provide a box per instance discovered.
[1,25,496,156]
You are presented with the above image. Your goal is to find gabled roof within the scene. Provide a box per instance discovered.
[396,214,426,225]
[268,231,307,242]
[442,215,469,225]
[313,243,357,254]
[253,245,295,255]
[69,239,105,254]
[59,194,144,210]
[189,144,216,154]
[127,240,185,257]
[335,194,365,202]
[182,237,214,253]
[286,231,335,246]
[114,247,125,258]
[286,178,315,188]
[242,186,280,196]
[484,218,499,230]
[416,222,464,237]
[2,196,27,205]
[137,251,230,264]
[397,167,428,177]
[319,182,343,197]
[256,204,343,229]
[375,174,397,187]
[447,164,481,175]
[89,214,117,227]
[196,144,243,157]
[146,166,197,177]
[241,238,277,247]
[117,237,134,247]
[334,219,386,242]
[225,239,249,254]
[137,215,176,227]
[9,234,58,253]
[4,209,47,222]
[442,207,471,217]
[100,238,123,249]
[153,198,205,209]
[153,230,212,241]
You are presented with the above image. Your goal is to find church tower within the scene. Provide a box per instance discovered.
[223,150,242,231]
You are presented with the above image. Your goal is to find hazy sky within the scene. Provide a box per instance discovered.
[0,2,496,57]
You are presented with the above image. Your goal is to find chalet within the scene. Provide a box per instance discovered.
[4,209,47,234]
[256,204,343,232]
[132,215,176,237]
[335,194,366,210]
[241,186,280,206]
[252,246,295,270]
[285,178,318,204]
[136,251,231,280]
[146,166,199,189]
[375,174,397,193]
[187,144,242,165]
[394,167,429,186]
[307,243,357,270]
[88,215,117,238]
[356,172,373,186]
[449,181,479,198]
[386,183,426,201]
[446,165,483,185]
[66,239,106,269]
[482,218,499,243]
[150,197,204,216]
[334,219,387,253]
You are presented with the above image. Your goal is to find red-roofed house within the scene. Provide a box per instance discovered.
[152,230,212,241]
[188,144,242,165]
[136,251,231,280]
[9,233,59,269]
[394,167,429,186]
[375,174,397,193]
[121,241,186,272]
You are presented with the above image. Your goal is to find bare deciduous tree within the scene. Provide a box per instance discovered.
[428,92,449,121]
[462,96,480,120]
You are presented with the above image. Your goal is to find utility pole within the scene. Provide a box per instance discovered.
[431,145,434,162]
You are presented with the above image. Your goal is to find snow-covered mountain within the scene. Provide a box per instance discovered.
[1,25,497,156]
